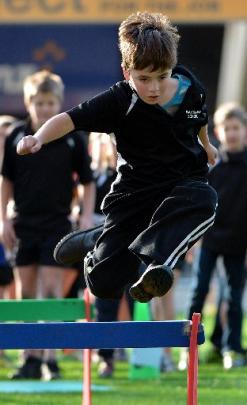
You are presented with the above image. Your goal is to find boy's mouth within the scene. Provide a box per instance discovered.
[147,95,159,102]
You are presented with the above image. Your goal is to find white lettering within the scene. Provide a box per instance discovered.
[0,64,37,94]
[187,0,219,12]
[5,0,29,12]
[39,0,65,12]
[3,0,86,13]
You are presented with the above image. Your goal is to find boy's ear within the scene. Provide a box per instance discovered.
[121,65,130,81]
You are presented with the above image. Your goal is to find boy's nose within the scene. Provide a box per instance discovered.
[149,81,159,92]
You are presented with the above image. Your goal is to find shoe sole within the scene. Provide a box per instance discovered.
[130,265,174,303]
[53,225,103,265]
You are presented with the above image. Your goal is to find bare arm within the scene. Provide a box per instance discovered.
[79,182,96,229]
[198,125,218,165]
[1,177,13,222]
[16,112,75,155]
[0,177,16,250]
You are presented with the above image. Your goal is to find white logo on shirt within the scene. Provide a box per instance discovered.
[186,110,201,119]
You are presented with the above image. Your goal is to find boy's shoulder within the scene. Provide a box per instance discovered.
[109,80,135,113]
[110,80,133,100]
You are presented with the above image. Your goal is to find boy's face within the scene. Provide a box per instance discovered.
[26,91,62,130]
[216,117,247,152]
[122,66,172,105]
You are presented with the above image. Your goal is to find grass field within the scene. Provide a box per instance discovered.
[0,313,246,405]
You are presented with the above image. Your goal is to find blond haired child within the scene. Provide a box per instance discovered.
[187,102,247,369]
[1,70,95,379]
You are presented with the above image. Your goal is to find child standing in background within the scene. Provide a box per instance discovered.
[1,70,95,379]
[187,102,247,369]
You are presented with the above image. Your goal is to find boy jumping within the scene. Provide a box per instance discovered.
[16,12,218,302]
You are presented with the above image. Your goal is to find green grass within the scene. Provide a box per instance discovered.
[0,313,246,405]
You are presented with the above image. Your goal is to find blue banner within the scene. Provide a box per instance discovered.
[0,24,121,115]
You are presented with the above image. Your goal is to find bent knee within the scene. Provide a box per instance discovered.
[90,284,122,299]
[84,267,123,299]
[195,183,218,217]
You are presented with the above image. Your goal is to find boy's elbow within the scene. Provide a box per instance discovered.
[60,112,75,133]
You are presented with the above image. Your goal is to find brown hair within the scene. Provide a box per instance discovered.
[23,70,64,105]
[119,11,180,71]
[214,102,247,127]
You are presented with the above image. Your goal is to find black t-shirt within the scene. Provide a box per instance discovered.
[203,149,247,254]
[2,120,93,232]
[68,65,209,190]
[94,167,117,214]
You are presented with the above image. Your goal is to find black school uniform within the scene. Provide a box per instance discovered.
[67,65,217,298]
[188,149,247,352]
[2,120,93,267]
[203,148,247,254]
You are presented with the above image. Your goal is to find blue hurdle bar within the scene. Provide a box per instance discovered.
[0,321,205,349]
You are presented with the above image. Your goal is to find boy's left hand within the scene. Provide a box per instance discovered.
[205,143,218,166]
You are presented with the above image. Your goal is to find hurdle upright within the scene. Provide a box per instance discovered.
[0,312,203,405]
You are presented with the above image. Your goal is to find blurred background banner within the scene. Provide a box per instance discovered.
[0,24,121,114]
[0,0,247,23]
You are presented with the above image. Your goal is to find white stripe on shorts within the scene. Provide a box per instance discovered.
[168,220,215,269]
[164,213,216,268]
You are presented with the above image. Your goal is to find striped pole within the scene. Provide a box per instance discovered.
[187,313,201,405]
[83,288,92,405]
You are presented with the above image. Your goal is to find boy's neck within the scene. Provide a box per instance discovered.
[158,78,179,106]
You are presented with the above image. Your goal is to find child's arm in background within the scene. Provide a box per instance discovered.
[16,112,74,155]
[0,177,17,250]
[198,125,218,165]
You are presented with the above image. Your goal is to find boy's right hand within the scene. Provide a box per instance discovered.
[16,135,42,155]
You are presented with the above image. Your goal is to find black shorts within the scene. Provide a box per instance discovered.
[0,264,14,286]
[15,225,78,269]
[174,257,185,272]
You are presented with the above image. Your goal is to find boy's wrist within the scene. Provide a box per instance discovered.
[33,132,44,145]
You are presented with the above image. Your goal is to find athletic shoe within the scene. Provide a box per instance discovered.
[129,263,174,303]
[84,250,94,275]
[42,360,61,380]
[177,348,188,371]
[223,350,247,370]
[10,356,42,379]
[98,359,114,378]
[53,224,103,265]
